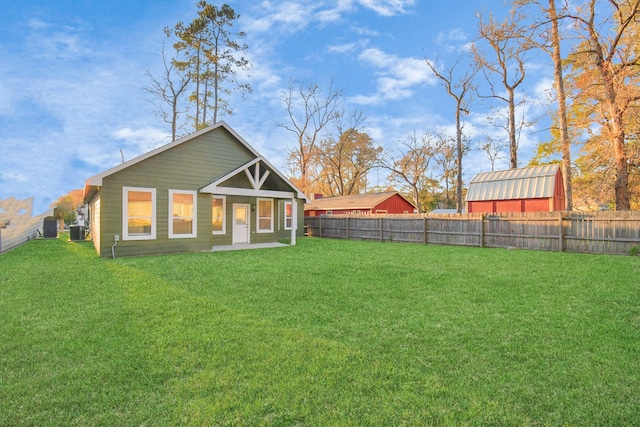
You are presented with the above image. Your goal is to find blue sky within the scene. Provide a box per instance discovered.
[0,0,553,214]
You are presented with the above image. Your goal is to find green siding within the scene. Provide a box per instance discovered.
[95,126,305,257]
[98,128,253,257]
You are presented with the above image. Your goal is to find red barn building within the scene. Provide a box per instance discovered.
[466,164,565,213]
[304,192,416,216]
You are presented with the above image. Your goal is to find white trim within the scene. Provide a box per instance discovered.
[122,187,156,241]
[256,198,274,233]
[232,203,250,244]
[201,186,295,199]
[211,195,226,235]
[168,190,197,239]
[199,156,308,201]
[244,161,270,190]
[284,201,293,230]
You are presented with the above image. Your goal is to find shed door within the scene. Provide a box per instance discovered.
[232,204,250,244]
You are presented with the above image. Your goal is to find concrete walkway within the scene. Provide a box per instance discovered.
[211,242,289,252]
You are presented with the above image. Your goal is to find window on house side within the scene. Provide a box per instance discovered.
[284,201,292,230]
[212,196,225,234]
[169,190,197,238]
[257,198,273,233]
[123,187,156,240]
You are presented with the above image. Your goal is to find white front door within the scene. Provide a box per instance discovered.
[232,204,250,244]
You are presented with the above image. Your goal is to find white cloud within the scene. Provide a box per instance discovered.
[357,48,435,101]
[25,19,93,60]
[435,28,471,53]
[113,127,171,154]
[328,42,358,54]
[358,0,415,16]
[248,0,414,33]
[327,39,369,54]
[532,76,554,103]
[436,28,467,44]
[349,93,383,105]
[317,0,355,22]
[247,2,313,33]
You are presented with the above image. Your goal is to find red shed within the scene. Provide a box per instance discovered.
[466,164,565,213]
[304,191,416,216]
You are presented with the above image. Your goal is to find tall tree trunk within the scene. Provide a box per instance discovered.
[202,78,208,128]
[549,0,572,210]
[194,43,202,130]
[213,42,219,124]
[584,0,630,210]
[606,92,630,209]
[455,104,463,212]
[508,87,518,168]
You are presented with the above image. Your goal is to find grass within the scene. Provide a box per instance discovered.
[1,235,639,426]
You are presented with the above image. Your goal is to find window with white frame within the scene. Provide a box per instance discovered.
[169,190,197,238]
[211,196,226,234]
[257,198,273,233]
[284,201,292,230]
[123,187,156,240]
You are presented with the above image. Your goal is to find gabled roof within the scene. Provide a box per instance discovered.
[304,191,415,211]
[466,164,561,201]
[83,121,307,201]
[200,157,307,200]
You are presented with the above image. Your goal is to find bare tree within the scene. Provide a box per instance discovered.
[277,79,343,195]
[381,131,438,212]
[146,39,191,142]
[433,131,471,208]
[426,56,478,212]
[474,9,535,169]
[479,135,507,171]
[515,0,574,210]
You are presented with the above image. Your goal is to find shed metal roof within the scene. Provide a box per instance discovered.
[466,164,560,201]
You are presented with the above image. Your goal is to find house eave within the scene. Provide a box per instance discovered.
[201,186,296,199]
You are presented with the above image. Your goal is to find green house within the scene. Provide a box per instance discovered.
[83,122,307,257]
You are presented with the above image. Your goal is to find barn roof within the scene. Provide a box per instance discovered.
[304,191,415,211]
[466,164,561,201]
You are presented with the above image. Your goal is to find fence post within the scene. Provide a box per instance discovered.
[480,215,485,248]
[423,216,428,245]
[379,217,383,242]
[346,216,350,240]
[319,216,322,238]
[558,212,564,252]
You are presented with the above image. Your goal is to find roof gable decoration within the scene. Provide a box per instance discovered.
[200,157,307,201]
[245,160,270,190]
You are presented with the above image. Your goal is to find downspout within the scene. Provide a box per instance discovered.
[291,198,297,246]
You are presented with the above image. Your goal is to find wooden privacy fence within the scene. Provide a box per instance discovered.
[304,211,640,255]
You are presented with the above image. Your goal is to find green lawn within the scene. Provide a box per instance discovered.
[1,236,639,426]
